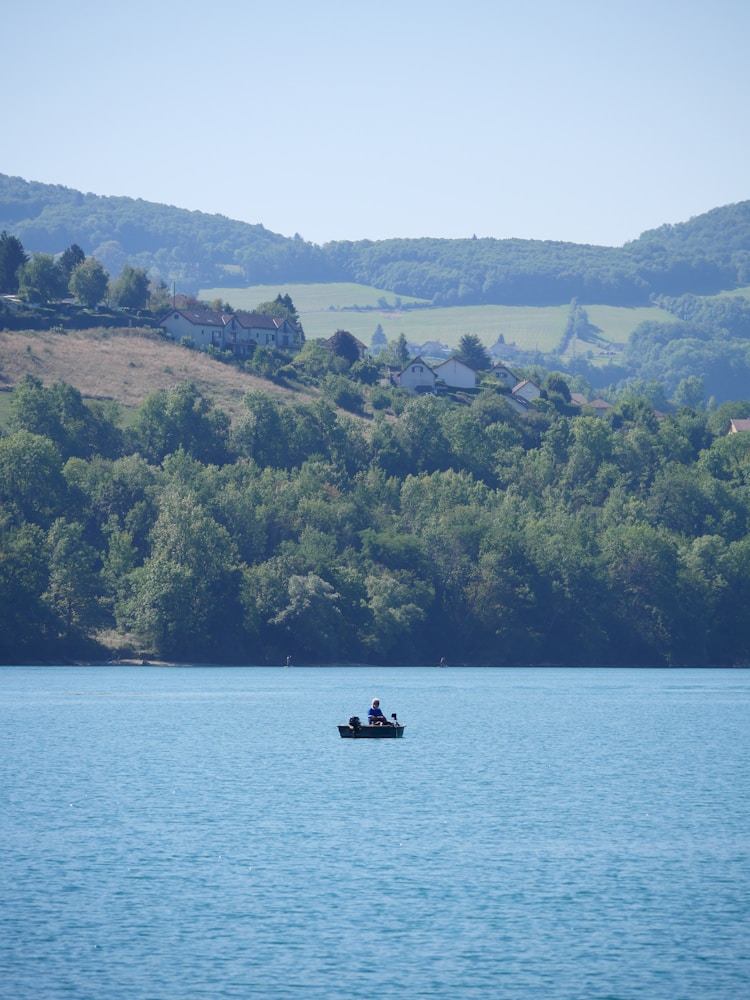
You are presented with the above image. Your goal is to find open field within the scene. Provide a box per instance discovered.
[0,328,319,430]
[200,282,677,352]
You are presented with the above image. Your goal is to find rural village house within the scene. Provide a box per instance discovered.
[433,357,478,389]
[585,397,614,418]
[512,379,542,403]
[159,309,303,355]
[490,361,516,387]
[322,331,369,361]
[398,357,437,392]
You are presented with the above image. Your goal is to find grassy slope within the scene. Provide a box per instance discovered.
[0,328,320,430]
[200,282,677,353]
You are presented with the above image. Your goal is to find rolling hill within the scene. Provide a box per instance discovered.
[2,173,749,307]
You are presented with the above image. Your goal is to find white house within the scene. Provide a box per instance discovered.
[433,357,478,389]
[159,308,302,354]
[158,309,227,347]
[490,362,516,387]
[224,312,302,354]
[505,393,537,415]
[399,357,436,393]
[512,379,541,402]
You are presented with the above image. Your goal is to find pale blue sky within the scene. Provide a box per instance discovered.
[3,0,748,247]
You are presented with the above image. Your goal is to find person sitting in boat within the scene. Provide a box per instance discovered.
[368,698,392,726]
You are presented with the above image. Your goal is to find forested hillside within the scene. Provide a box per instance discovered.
[2,173,749,305]
[3,371,750,667]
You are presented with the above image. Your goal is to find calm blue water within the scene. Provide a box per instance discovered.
[1,666,748,999]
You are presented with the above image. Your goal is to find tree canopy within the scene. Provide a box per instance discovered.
[4,371,750,667]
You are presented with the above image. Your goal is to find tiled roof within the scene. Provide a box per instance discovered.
[232,311,283,330]
[164,308,226,326]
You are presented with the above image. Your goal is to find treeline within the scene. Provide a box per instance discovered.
[622,292,750,404]
[3,174,749,305]
[3,371,750,667]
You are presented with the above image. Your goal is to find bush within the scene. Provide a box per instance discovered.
[322,374,365,413]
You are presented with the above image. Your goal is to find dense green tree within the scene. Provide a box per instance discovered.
[270,572,343,660]
[321,374,365,413]
[127,381,229,465]
[327,329,361,368]
[599,522,681,664]
[10,376,122,460]
[254,293,304,336]
[230,390,285,467]
[0,430,68,527]
[673,375,706,409]
[44,518,102,639]
[383,333,410,368]
[362,568,432,659]
[109,263,149,309]
[455,333,491,371]
[69,257,109,308]
[0,230,28,293]
[119,488,239,659]
[543,372,572,403]
[17,253,67,304]
[0,516,54,661]
[371,324,387,353]
[288,339,345,380]
[59,244,86,281]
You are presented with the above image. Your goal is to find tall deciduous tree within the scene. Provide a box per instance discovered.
[384,333,410,368]
[17,253,67,304]
[327,329,361,368]
[109,263,149,309]
[44,518,102,639]
[121,489,239,659]
[0,231,28,293]
[69,257,109,308]
[59,244,86,281]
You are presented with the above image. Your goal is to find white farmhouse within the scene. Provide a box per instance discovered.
[399,356,436,393]
[433,357,478,389]
[512,379,541,402]
[158,308,303,354]
[490,362,516,387]
[158,309,227,347]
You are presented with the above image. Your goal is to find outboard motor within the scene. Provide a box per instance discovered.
[349,716,361,734]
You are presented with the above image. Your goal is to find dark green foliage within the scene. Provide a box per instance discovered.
[17,253,67,304]
[126,380,229,465]
[327,329,361,367]
[455,333,491,371]
[10,375,123,460]
[69,256,109,308]
[109,263,149,309]
[0,230,28,293]
[58,244,85,280]
[321,374,365,414]
[7,364,750,665]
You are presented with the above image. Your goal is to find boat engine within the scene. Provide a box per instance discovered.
[348,716,361,733]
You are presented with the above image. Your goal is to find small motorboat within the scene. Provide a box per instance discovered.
[338,713,405,738]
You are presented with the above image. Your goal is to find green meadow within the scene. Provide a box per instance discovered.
[199,282,676,353]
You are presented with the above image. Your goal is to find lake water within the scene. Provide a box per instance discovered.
[1,665,748,999]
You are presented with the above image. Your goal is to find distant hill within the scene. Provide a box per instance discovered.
[1,173,749,307]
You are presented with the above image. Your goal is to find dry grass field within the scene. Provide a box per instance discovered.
[0,328,319,426]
